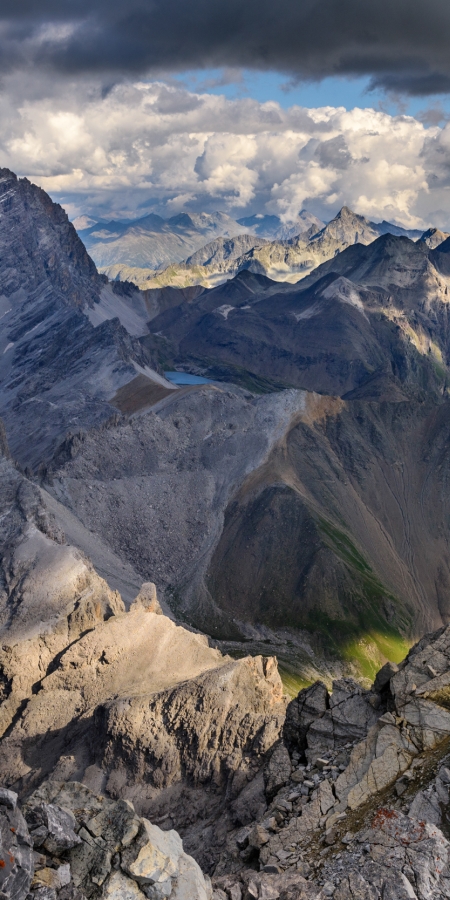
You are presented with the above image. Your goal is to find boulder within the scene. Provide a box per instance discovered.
[0,788,33,900]
[25,803,81,854]
[373,661,398,693]
[264,743,292,801]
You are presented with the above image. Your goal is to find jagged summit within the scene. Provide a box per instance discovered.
[420,226,450,249]
[309,205,380,247]
[0,167,100,309]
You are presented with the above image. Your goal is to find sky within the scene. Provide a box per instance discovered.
[2,1,450,229]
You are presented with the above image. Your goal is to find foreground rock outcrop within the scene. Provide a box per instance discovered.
[0,781,212,900]
[206,623,450,898]
[4,474,450,898]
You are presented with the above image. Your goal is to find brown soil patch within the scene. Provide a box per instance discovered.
[110,375,175,414]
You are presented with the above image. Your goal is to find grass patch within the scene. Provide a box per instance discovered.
[318,518,373,575]
[309,517,414,679]
[279,667,313,698]
[341,632,410,681]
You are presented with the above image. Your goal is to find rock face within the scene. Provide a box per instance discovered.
[98,655,285,806]
[8,781,213,900]
[0,169,99,310]
[0,465,286,870]
[284,678,380,762]
[0,455,125,740]
[0,788,33,900]
[0,169,160,468]
[209,624,450,899]
[0,585,286,809]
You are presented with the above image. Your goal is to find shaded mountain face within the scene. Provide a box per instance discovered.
[0,169,99,309]
[126,206,426,291]
[0,169,161,468]
[147,233,450,398]
[77,210,248,270]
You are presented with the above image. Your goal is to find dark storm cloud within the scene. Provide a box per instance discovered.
[2,0,450,96]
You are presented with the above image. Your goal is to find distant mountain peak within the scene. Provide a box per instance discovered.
[336,205,363,219]
[419,227,450,250]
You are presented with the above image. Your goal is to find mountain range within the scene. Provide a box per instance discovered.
[4,167,450,898]
[0,165,449,683]
[75,208,325,276]
[100,206,428,290]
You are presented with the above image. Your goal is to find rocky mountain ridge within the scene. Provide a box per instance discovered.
[0,168,170,468]
[111,207,427,291]
[2,168,450,678]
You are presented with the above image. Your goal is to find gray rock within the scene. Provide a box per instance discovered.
[31,888,58,900]
[284,682,328,754]
[373,661,399,693]
[264,743,292,801]
[248,825,270,850]
[284,678,380,765]
[0,791,17,811]
[235,829,250,851]
[26,802,78,854]
[409,789,442,826]
[0,794,33,900]
[25,783,212,900]
[38,805,81,855]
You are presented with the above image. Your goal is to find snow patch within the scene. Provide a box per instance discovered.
[215,304,235,319]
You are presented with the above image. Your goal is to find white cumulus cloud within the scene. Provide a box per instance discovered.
[0,72,448,228]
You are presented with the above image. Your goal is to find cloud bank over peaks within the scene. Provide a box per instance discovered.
[1,75,450,229]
